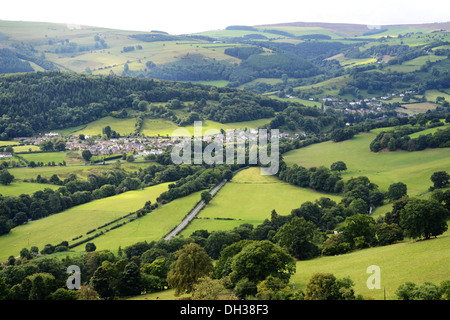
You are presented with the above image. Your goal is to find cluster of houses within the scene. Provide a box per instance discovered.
[65,136,169,156]
[12,133,169,156]
[8,126,306,158]
[302,89,418,117]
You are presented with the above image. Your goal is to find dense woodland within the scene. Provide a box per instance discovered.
[0,71,291,139]
[0,71,413,139]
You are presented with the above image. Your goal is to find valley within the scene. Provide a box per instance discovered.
[0,19,449,302]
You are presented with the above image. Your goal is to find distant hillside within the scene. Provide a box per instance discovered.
[256,21,450,36]
[1,19,450,99]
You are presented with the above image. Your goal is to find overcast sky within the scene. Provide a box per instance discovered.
[1,0,449,34]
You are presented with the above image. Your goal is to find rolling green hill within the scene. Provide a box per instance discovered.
[181,167,342,235]
[2,19,450,99]
[0,19,449,302]
[283,129,450,196]
[0,182,170,261]
[135,225,450,300]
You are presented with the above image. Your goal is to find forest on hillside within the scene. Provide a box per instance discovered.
[0,72,291,139]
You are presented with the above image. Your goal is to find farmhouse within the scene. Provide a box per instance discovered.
[0,152,12,158]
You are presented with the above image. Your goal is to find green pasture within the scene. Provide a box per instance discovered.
[270,96,320,107]
[12,145,40,153]
[409,123,450,138]
[293,75,352,97]
[399,102,440,114]
[9,165,95,181]
[424,89,450,103]
[282,131,450,196]
[134,224,450,300]
[188,80,230,87]
[291,224,450,300]
[76,190,204,253]
[20,151,83,165]
[330,55,377,68]
[72,116,137,136]
[141,117,274,137]
[180,167,342,236]
[0,181,59,197]
[386,54,447,72]
[0,182,170,262]
[255,25,343,38]
[0,141,20,147]
[194,29,288,40]
[8,160,157,181]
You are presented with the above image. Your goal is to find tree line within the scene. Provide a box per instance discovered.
[0,71,295,139]
[370,124,450,152]
[0,165,448,300]
[0,162,227,236]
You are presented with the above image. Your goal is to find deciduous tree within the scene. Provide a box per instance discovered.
[167,243,213,296]
[399,198,448,240]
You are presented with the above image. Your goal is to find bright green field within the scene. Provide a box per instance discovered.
[409,123,450,138]
[78,190,204,253]
[141,118,274,137]
[425,89,450,103]
[20,151,83,165]
[12,145,40,153]
[400,102,440,114]
[136,223,450,301]
[0,141,20,147]
[72,116,137,136]
[180,167,342,236]
[386,54,447,72]
[290,224,450,300]
[8,160,157,181]
[9,164,97,181]
[0,183,169,261]
[0,181,59,197]
[282,131,450,196]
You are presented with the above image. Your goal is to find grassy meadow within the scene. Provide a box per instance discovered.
[290,224,450,300]
[180,167,342,236]
[386,54,447,73]
[0,181,59,197]
[72,116,137,136]
[0,182,170,261]
[135,224,450,300]
[141,117,274,137]
[19,151,83,165]
[80,190,205,253]
[283,130,450,196]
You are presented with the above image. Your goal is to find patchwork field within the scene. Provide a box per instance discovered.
[290,224,450,300]
[20,151,83,165]
[399,102,440,114]
[8,160,157,182]
[141,117,274,137]
[0,182,170,261]
[386,54,447,73]
[282,130,450,196]
[180,167,342,236]
[0,181,59,197]
[79,190,204,253]
[72,116,137,136]
[137,223,450,300]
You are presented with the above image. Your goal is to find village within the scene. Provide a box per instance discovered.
[11,133,171,158]
[8,128,277,159]
[286,89,418,118]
